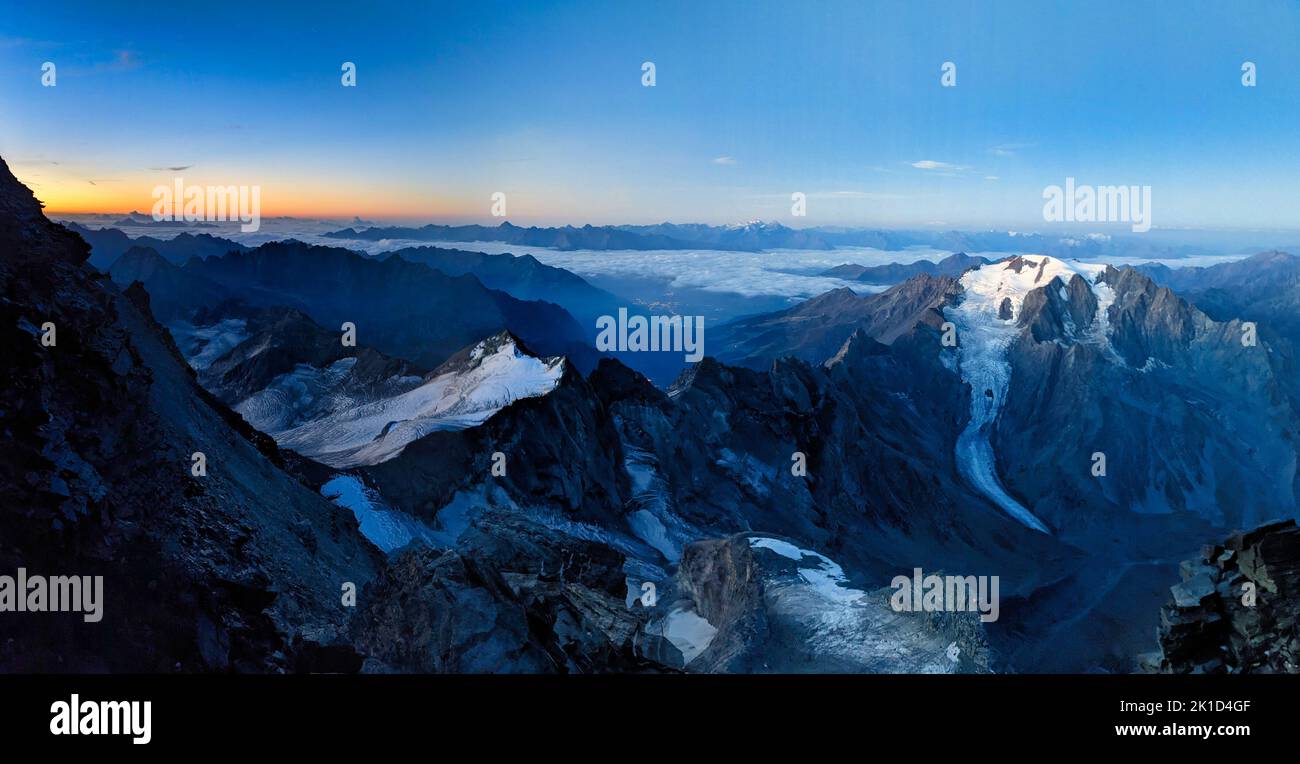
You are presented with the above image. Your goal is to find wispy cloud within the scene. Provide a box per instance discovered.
[712,156,738,166]
[988,142,1034,157]
[150,165,193,171]
[911,160,968,171]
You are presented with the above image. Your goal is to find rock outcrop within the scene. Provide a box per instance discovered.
[351,513,667,673]
[1157,520,1300,673]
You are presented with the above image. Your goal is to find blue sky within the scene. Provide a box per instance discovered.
[1,0,1298,229]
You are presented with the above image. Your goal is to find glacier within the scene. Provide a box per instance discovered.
[945,256,1109,534]
[242,334,565,468]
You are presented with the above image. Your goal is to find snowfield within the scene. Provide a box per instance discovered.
[243,334,565,467]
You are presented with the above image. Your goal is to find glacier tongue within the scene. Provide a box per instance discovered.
[945,256,1107,534]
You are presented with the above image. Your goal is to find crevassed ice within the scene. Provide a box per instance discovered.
[169,319,249,371]
[945,256,1109,534]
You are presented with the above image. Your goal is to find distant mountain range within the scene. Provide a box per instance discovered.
[66,221,250,269]
[1138,251,1300,341]
[324,220,743,251]
[72,224,621,337]
[323,220,1256,258]
[106,240,592,370]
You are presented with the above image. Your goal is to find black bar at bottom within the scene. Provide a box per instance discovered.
[0,673,1287,749]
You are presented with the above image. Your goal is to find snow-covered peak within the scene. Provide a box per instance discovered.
[463,331,530,365]
[726,219,785,231]
[958,255,1105,324]
[239,332,565,467]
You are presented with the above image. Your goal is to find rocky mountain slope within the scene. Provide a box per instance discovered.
[358,325,1073,670]
[821,252,991,284]
[0,157,384,672]
[711,273,959,368]
[683,253,1299,670]
[378,246,620,329]
[114,239,590,370]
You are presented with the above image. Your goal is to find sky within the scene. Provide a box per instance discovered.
[1,0,1298,230]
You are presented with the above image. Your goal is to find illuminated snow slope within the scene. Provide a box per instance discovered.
[240,334,564,468]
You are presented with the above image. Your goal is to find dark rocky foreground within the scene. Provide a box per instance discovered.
[1157,520,1300,673]
[0,157,382,671]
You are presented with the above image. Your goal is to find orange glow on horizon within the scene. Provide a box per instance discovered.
[18,171,473,222]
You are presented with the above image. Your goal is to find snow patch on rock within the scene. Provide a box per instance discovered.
[321,474,439,553]
[169,319,249,370]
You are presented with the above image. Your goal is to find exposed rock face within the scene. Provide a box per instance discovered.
[1016,273,1098,342]
[189,304,418,399]
[351,513,665,673]
[820,252,990,285]
[1157,520,1300,673]
[1139,250,1300,407]
[997,264,1299,547]
[1139,251,1300,337]
[363,361,630,526]
[369,330,1066,589]
[710,273,960,369]
[0,157,383,672]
